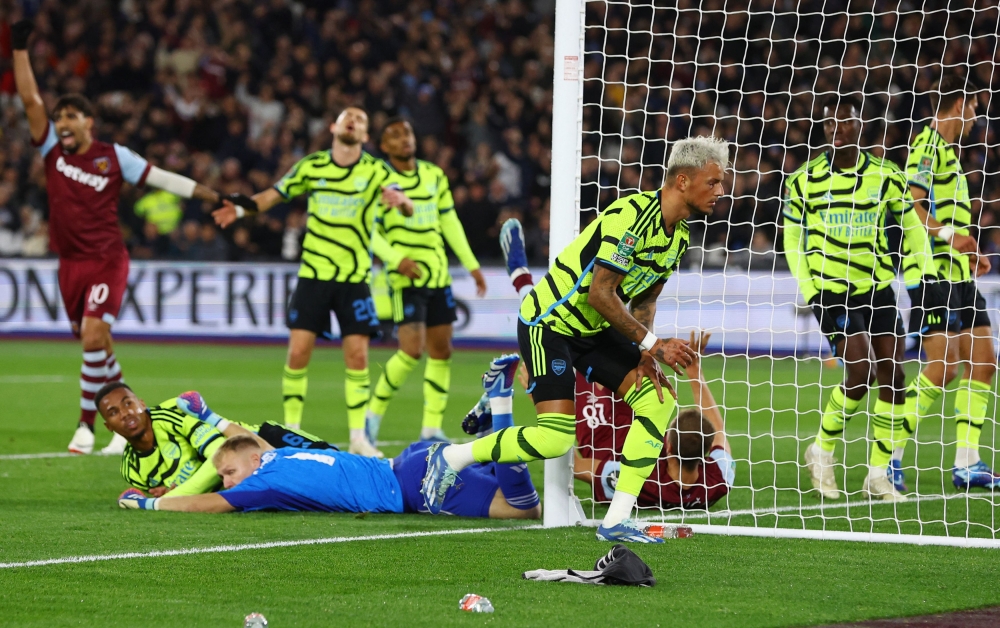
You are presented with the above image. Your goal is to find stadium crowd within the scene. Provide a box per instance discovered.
[0,0,998,273]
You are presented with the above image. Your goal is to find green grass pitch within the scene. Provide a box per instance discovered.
[1,339,998,627]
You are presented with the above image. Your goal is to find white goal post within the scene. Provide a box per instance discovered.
[544,0,587,529]
[543,0,1000,548]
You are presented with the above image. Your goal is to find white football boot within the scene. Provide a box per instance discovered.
[349,436,384,458]
[804,442,841,500]
[100,432,128,455]
[68,425,95,454]
[863,466,908,502]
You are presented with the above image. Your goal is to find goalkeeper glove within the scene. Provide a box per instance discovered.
[118,488,159,510]
[227,193,258,219]
[10,20,33,51]
[176,390,229,430]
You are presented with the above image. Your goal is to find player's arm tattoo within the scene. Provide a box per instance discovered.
[588,265,648,345]
[629,282,663,331]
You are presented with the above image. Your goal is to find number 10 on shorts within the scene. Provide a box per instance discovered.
[88,283,110,306]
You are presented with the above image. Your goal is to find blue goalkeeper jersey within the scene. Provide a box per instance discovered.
[219,447,404,513]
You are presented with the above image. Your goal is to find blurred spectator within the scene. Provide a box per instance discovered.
[133,190,183,236]
[525,200,550,265]
[175,220,202,259]
[456,181,498,256]
[0,0,996,273]
[132,221,171,260]
[19,206,48,257]
[190,223,227,262]
[282,210,306,261]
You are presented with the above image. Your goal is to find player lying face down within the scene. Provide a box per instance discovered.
[97,383,335,497]
[119,434,541,519]
[117,357,542,519]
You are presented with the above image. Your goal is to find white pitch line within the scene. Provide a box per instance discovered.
[0,452,81,460]
[0,375,69,384]
[635,492,959,522]
[0,524,543,570]
[578,491,992,527]
[0,439,472,460]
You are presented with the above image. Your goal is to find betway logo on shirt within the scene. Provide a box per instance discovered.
[56,156,110,192]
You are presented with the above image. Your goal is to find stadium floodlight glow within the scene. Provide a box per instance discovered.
[544,0,1000,548]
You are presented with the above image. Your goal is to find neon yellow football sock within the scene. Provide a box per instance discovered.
[870,399,905,469]
[369,351,418,418]
[422,358,451,431]
[345,368,370,431]
[815,387,862,452]
[955,378,992,451]
[903,373,942,434]
[282,366,308,427]
[471,413,575,463]
[616,382,677,496]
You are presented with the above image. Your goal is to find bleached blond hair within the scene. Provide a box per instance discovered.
[665,136,731,179]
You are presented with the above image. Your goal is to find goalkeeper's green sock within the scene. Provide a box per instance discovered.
[368,351,418,419]
[894,373,942,461]
[814,387,862,452]
[282,366,308,428]
[954,378,992,468]
[614,382,677,499]
[345,368,370,437]
[870,399,905,469]
[442,412,577,471]
[421,358,451,438]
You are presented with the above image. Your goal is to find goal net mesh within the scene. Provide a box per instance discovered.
[569,0,1000,544]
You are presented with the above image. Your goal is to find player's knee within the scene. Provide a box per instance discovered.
[521,504,542,520]
[886,366,906,392]
[942,363,961,386]
[972,360,996,383]
[80,325,107,351]
[341,337,369,369]
[287,345,312,368]
[401,347,423,360]
[427,345,452,360]
[844,364,872,392]
[537,429,575,458]
[397,334,424,360]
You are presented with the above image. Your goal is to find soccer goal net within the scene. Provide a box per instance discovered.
[545,0,1000,547]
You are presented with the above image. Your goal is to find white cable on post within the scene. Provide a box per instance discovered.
[543,0,585,529]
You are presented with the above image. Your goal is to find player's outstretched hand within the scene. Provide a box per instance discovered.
[649,337,697,374]
[471,269,487,297]
[397,257,422,279]
[949,232,978,255]
[381,185,414,217]
[212,201,238,228]
[634,352,675,403]
[972,252,992,277]
[213,194,258,228]
[11,20,34,51]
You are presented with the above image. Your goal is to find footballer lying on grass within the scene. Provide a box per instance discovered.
[497,220,734,511]
[571,331,734,510]
[97,383,336,496]
[117,356,541,519]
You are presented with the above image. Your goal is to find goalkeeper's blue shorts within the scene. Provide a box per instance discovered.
[392,441,497,518]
